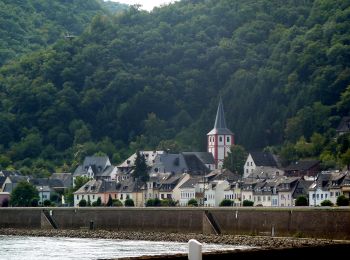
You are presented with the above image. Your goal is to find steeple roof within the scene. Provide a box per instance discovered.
[207,98,233,135]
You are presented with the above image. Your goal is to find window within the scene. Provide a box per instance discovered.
[321,194,323,199]
[77,195,79,200]
[161,194,164,199]
[114,194,116,199]
[312,194,315,198]
[247,162,249,166]
[227,136,230,143]
[251,162,253,166]
[120,194,123,200]
[330,192,334,197]
[246,169,248,173]
[325,194,328,198]
[219,136,222,142]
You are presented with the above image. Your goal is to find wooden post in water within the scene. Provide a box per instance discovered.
[188,239,202,260]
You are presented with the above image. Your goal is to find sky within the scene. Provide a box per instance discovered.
[109,0,178,11]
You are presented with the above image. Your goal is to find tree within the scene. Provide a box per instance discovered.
[132,151,149,183]
[161,199,176,206]
[74,176,90,190]
[223,145,248,175]
[219,199,233,207]
[79,199,87,207]
[96,197,102,206]
[336,195,349,206]
[341,149,350,170]
[243,200,254,207]
[10,181,39,207]
[112,199,123,207]
[320,200,333,206]
[124,198,135,207]
[187,199,198,207]
[43,200,52,207]
[107,194,113,206]
[295,195,308,206]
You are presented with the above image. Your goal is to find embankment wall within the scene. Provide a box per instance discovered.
[0,207,349,239]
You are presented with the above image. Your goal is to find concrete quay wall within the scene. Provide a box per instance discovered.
[0,207,349,239]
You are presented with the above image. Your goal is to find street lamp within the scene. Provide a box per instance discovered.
[39,186,43,206]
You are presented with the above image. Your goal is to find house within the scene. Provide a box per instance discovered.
[277,177,300,207]
[73,179,120,207]
[223,181,242,206]
[341,172,350,199]
[210,168,241,182]
[207,98,234,169]
[116,179,144,207]
[328,172,346,205]
[0,170,22,192]
[204,180,230,207]
[243,151,278,178]
[309,172,332,206]
[30,178,66,195]
[50,173,73,189]
[158,173,189,202]
[2,175,29,193]
[117,151,164,174]
[179,177,201,206]
[241,180,260,204]
[149,153,188,176]
[253,182,273,207]
[336,116,350,136]
[284,160,320,177]
[73,156,116,184]
[292,179,313,204]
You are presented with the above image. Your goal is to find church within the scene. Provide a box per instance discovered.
[207,98,234,169]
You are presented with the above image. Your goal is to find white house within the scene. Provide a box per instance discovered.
[204,180,230,207]
[179,177,201,206]
[243,151,278,178]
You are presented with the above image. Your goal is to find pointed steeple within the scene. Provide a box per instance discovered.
[207,98,233,135]
[214,97,227,129]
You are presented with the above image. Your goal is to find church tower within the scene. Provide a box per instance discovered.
[207,98,234,169]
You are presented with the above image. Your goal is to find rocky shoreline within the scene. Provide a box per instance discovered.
[0,228,345,248]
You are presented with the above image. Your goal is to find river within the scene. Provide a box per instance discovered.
[0,235,250,259]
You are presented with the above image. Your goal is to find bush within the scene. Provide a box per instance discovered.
[43,199,51,206]
[320,200,333,206]
[161,199,176,207]
[336,195,349,206]
[187,199,198,207]
[79,199,87,207]
[243,200,254,207]
[295,195,308,206]
[30,198,38,207]
[124,198,135,207]
[112,199,123,207]
[219,199,233,207]
[145,198,161,207]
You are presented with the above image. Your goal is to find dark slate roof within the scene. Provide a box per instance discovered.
[212,169,240,182]
[336,116,350,133]
[150,154,188,174]
[284,160,320,171]
[179,177,201,189]
[30,178,65,188]
[8,176,28,183]
[95,165,115,177]
[250,151,278,167]
[0,176,6,188]
[0,170,21,178]
[293,179,313,198]
[182,154,210,174]
[83,156,110,169]
[182,152,215,165]
[207,98,233,135]
[50,173,72,188]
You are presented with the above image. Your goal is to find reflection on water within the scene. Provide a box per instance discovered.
[0,235,251,260]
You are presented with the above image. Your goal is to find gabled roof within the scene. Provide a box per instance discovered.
[182,154,210,174]
[182,152,215,165]
[211,169,240,182]
[30,178,65,188]
[0,170,21,178]
[150,153,188,175]
[179,177,201,189]
[207,98,233,135]
[50,173,72,188]
[83,156,111,172]
[250,151,278,167]
[285,160,320,171]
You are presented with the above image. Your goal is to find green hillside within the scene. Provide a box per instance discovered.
[0,0,109,66]
[0,0,349,175]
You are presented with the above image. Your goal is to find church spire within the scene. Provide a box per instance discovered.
[207,98,233,135]
[214,97,227,129]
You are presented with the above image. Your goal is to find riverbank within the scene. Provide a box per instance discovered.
[0,228,345,248]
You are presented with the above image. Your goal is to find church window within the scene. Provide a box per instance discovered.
[219,136,222,142]
[227,136,230,143]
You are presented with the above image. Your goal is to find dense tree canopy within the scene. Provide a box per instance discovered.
[10,181,39,207]
[0,0,349,174]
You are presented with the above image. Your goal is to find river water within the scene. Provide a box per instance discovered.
[0,235,250,259]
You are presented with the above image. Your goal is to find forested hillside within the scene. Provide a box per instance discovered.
[0,0,118,66]
[0,0,349,175]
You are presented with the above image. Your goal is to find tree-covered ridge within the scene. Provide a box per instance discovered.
[0,0,349,175]
[100,0,129,14]
[0,0,110,66]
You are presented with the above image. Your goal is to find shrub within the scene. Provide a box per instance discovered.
[153,198,161,206]
[320,200,333,206]
[112,199,123,207]
[243,200,254,207]
[219,199,233,207]
[161,199,176,207]
[107,194,113,207]
[43,200,51,206]
[30,198,38,207]
[187,199,198,207]
[336,195,349,206]
[124,198,135,207]
[79,199,87,207]
[295,195,308,206]
[145,199,154,207]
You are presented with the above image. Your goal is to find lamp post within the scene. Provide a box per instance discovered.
[39,186,43,206]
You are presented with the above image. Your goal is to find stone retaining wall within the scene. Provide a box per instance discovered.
[0,207,349,239]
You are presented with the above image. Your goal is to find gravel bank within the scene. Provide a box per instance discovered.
[0,228,344,248]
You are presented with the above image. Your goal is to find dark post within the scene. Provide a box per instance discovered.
[89,220,94,230]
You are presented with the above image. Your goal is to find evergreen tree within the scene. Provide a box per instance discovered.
[10,181,39,207]
[223,145,248,175]
[107,194,113,206]
[132,151,149,183]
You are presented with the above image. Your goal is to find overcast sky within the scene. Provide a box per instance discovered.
[109,0,178,11]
